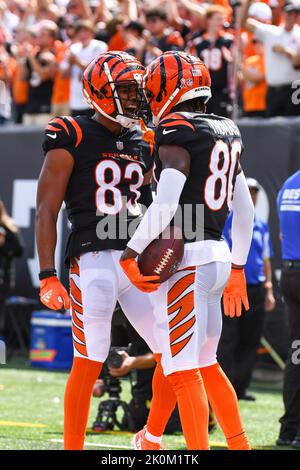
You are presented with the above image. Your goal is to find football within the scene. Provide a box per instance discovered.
[138,225,184,283]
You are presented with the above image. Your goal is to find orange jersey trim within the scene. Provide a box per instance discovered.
[162,120,195,131]
[46,124,62,132]
[64,116,83,148]
[50,117,70,135]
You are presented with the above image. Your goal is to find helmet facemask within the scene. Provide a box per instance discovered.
[86,61,147,128]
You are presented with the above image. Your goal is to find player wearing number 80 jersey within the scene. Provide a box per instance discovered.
[121,51,254,450]
[154,112,243,246]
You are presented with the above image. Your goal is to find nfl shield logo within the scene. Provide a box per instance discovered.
[116,141,124,151]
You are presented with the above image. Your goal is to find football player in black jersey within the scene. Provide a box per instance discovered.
[36,51,164,450]
[121,51,254,450]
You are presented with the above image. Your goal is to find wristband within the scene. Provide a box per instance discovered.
[39,269,57,280]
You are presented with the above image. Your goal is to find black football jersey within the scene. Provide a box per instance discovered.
[42,115,154,262]
[154,112,243,243]
[189,32,234,93]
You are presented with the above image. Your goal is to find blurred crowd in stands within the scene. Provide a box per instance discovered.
[1,0,300,125]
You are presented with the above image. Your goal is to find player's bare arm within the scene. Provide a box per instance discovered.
[158,144,191,177]
[36,148,74,271]
[240,0,254,29]
[36,149,73,311]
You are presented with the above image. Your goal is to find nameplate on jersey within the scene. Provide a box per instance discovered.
[101,152,145,166]
[202,118,240,137]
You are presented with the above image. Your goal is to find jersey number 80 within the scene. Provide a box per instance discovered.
[204,140,241,211]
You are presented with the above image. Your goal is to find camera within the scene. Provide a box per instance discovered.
[107,346,129,369]
[92,346,135,432]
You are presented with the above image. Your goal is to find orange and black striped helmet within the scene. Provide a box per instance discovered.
[82,51,145,128]
[144,51,211,125]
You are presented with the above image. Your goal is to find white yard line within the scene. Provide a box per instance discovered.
[49,438,133,450]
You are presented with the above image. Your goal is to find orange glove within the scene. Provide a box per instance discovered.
[40,276,70,310]
[119,258,160,293]
[223,268,249,318]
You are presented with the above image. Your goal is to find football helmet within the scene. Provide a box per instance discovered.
[82,51,146,128]
[143,51,211,125]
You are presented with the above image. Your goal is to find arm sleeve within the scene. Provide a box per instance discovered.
[231,171,255,265]
[127,168,187,254]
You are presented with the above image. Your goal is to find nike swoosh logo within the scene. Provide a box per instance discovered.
[162,129,177,135]
[46,133,57,139]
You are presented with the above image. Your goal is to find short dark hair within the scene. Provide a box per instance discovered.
[173,97,206,114]
[145,8,167,21]
[124,20,144,35]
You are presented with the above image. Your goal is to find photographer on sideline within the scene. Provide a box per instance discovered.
[93,312,181,433]
[108,350,155,378]
[0,200,23,338]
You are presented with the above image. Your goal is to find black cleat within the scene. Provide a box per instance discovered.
[291,437,300,449]
[276,437,293,446]
[237,392,256,401]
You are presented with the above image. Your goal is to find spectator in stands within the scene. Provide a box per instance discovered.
[0,200,23,339]
[243,0,300,117]
[241,1,272,60]
[123,21,147,63]
[277,170,300,448]
[61,19,107,117]
[3,0,300,123]
[143,7,184,66]
[18,20,58,126]
[189,5,234,117]
[51,18,77,117]
[10,28,30,124]
[241,37,267,117]
[0,31,13,125]
[164,0,206,44]
[218,177,276,401]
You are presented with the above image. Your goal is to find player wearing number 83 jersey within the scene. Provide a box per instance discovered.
[43,114,154,262]
[36,52,165,451]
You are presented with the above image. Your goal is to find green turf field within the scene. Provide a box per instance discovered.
[0,359,292,450]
